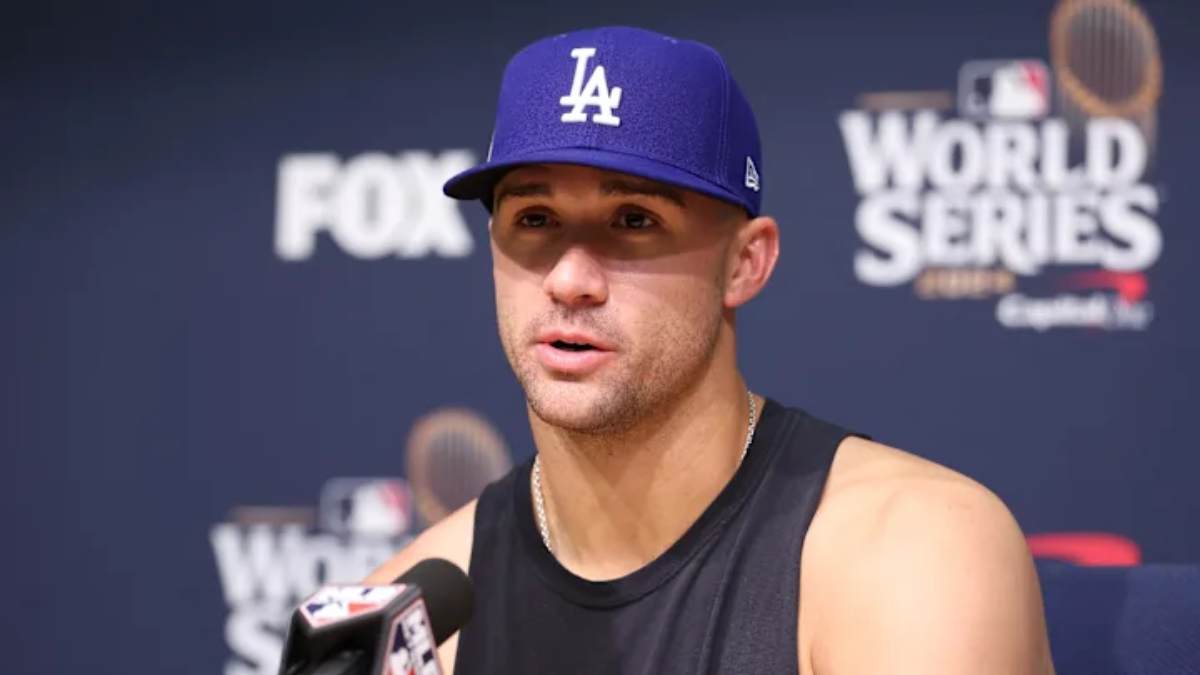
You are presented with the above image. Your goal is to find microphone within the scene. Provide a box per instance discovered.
[278,558,473,675]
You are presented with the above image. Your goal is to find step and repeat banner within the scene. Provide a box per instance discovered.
[6,0,1197,673]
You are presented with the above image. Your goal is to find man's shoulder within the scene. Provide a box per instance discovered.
[807,436,1025,569]
[799,437,1053,673]
[364,499,477,584]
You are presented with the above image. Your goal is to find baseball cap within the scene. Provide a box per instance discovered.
[442,26,764,216]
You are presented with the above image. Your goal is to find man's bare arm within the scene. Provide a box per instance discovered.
[364,499,476,674]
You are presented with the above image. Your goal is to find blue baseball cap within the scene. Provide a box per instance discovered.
[442,26,764,216]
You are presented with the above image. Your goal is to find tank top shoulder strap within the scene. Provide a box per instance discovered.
[465,461,521,578]
[705,403,854,673]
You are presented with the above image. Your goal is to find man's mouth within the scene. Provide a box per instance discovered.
[534,332,615,375]
[550,340,597,352]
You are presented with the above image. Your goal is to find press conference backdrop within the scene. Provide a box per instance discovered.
[5,0,1197,672]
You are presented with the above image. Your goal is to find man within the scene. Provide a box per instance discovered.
[369,26,1055,674]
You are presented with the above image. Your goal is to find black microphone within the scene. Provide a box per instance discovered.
[278,558,473,675]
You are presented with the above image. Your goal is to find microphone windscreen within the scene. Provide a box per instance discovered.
[394,558,474,645]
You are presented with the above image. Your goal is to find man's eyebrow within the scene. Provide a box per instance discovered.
[494,181,551,208]
[601,179,687,208]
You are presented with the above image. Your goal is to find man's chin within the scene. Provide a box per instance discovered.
[525,379,641,434]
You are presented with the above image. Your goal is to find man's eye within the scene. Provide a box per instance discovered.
[518,213,552,228]
[617,211,656,230]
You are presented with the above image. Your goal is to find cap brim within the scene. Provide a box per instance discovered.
[443,147,754,215]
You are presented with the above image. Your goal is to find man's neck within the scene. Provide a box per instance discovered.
[528,369,758,581]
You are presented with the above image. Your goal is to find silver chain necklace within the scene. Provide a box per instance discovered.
[531,389,759,556]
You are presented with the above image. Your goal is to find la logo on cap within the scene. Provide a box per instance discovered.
[560,47,622,127]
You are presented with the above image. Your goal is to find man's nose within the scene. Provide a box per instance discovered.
[543,245,609,307]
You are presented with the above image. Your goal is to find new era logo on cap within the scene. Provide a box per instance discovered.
[443,26,764,216]
[745,156,760,192]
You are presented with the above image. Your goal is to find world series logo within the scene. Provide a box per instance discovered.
[210,408,510,675]
[839,0,1163,332]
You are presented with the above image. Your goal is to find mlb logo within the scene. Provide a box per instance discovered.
[301,585,404,628]
[958,60,1050,120]
[319,478,414,537]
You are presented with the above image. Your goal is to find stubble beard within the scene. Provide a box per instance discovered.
[498,301,724,437]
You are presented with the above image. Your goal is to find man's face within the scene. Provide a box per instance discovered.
[490,164,742,434]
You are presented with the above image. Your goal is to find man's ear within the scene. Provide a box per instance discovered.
[723,216,780,309]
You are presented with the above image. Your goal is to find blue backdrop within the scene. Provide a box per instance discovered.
[6,1,1198,673]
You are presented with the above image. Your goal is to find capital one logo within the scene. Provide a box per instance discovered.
[275,151,476,261]
[560,47,622,127]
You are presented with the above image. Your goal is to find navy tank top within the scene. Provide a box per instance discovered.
[454,399,853,674]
